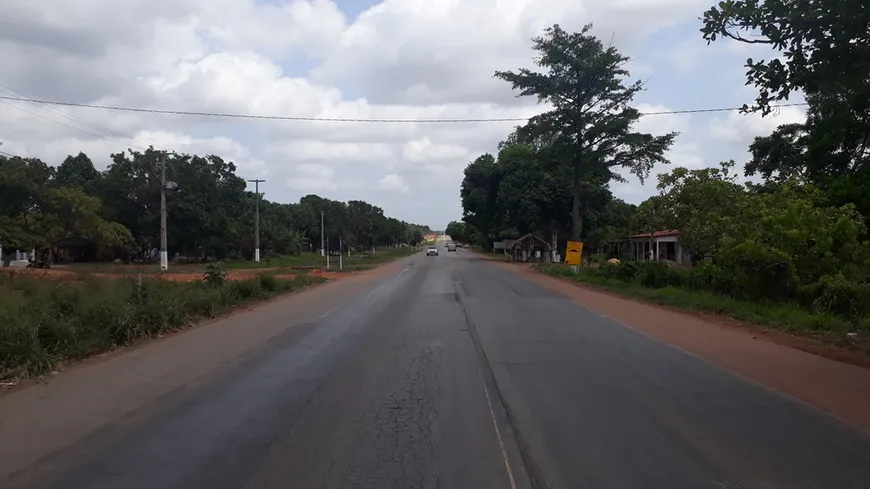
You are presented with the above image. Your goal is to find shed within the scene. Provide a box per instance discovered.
[506,233,553,262]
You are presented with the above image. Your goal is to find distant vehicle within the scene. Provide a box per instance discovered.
[456,243,463,248]
[426,246,439,256]
[447,243,457,252]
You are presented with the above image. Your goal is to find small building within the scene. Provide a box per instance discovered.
[506,233,553,262]
[612,229,692,266]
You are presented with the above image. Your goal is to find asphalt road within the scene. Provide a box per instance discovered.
[8,248,870,489]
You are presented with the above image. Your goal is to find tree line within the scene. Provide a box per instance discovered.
[457,0,870,315]
[1,148,430,262]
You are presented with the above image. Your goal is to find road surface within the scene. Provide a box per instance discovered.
[3,248,870,489]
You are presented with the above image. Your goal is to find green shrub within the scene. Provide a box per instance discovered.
[0,273,326,381]
[638,261,682,289]
[802,273,870,319]
[715,240,797,300]
[232,278,262,299]
[258,273,278,292]
[203,262,228,286]
[679,262,719,291]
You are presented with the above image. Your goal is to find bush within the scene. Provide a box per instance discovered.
[258,273,278,292]
[203,262,227,286]
[0,272,326,381]
[715,240,797,300]
[637,261,682,289]
[801,273,870,319]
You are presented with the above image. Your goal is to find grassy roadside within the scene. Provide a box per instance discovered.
[0,272,326,382]
[535,263,870,352]
[58,247,419,275]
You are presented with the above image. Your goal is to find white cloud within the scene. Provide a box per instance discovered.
[0,0,791,229]
[708,104,807,147]
[377,173,410,193]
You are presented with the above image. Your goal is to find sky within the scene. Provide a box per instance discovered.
[0,0,806,230]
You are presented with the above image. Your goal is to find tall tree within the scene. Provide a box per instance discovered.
[495,23,677,240]
[460,153,502,241]
[654,160,750,260]
[55,152,100,190]
[701,1,870,226]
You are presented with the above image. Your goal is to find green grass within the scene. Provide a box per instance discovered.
[0,271,326,382]
[58,247,419,275]
[535,263,870,344]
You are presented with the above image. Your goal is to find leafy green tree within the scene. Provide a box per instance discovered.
[460,153,502,243]
[583,198,636,254]
[742,183,870,286]
[1,148,423,262]
[0,155,55,249]
[445,221,470,243]
[495,23,677,240]
[702,1,870,228]
[494,144,571,240]
[39,187,134,256]
[700,0,869,118]
[55,152,100,190]
[654,161,750,260]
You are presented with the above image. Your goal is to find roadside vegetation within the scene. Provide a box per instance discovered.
[0,149,430,266]
[0,268,326,382]
[537,262,868,350]
[60,246,419,275]
[1,122,427,380]
[453,1,870,351]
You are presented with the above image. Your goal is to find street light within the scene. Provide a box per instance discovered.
[247,179,265,262]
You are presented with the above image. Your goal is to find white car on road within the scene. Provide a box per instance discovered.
[426,246,439,256]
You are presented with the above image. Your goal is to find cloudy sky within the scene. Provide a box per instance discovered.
[0,0,805,230]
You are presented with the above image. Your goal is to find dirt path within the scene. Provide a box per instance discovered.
[489,259,870,432]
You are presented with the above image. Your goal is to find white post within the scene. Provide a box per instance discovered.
[339,237,343,270]
[326,237,330,270]
[656,239,660,261]
[248,179,264,263]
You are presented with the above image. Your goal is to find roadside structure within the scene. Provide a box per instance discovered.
[610,229,692,266]
[506,233,553,262]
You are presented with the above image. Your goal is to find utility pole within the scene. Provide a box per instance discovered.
[320,210,325,258]
[247,179,265,262]
[159,155,168,271]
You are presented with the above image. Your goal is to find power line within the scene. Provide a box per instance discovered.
[0,86,149,151]
[0,95,809,123]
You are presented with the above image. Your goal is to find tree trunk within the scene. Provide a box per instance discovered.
[571,159,583,241]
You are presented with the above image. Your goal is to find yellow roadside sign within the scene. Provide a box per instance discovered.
[564,241,583,265]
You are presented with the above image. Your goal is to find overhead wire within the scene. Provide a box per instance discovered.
[0,95,809,123]
[0,86,150,150]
